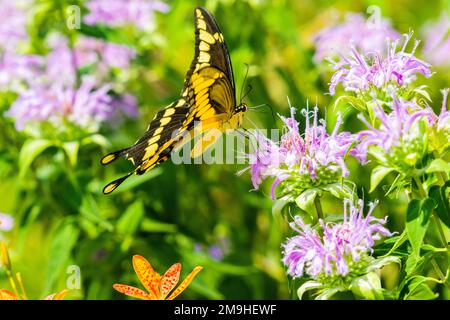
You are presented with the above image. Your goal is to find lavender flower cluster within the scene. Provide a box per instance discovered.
[84,0,169,30]
[283,200,392,279]
[246,11,450,294]
[329,33,432,96]
[0,0,168,135]
[245,107,362,199]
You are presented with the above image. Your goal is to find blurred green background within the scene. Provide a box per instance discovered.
[1,0,449,299]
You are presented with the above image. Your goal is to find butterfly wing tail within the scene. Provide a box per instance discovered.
[103,171,134,194]
[100,148,129,165]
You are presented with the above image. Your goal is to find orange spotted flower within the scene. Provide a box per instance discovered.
[0,242,69,300]
[0,289,69,300]
[113,255,203,300]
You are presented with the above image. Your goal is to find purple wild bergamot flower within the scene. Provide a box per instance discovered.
[0,52,45,91]
[329,33,432,96]
[45,34,137,87]
[422,14,450,68]
[0,0,30,52]
[313,12,400,62]
[84,0,170,31]
[282,199,392,280]
[243,107,361,199]
[5,77,138,132]
[357,95,435,172]
[422,89,450,155]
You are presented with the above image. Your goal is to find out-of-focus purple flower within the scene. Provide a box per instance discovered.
[0,52,45,91]
[423,89,450,155]
[76,36,137,69]
[6,77,137,131]
[110,93,139,119]
[45,34,136,87]
[194,240,229,261]
[45,34,79,87]
[314,13,400,62]
[329,33,432,95]
[84,0,170,30]
[242,107,361,197]
[0,213,14,232]
[282,199,392,279]
[357,95,434,168]
[422,14,450,67]
[436,89,450,132]
[208,245,224,261]
[0,0,29,52]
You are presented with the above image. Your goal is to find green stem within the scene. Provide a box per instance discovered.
[413,176,448,247]
[314,196,324,220]
[413,176,450,289]
[430,259,450,290]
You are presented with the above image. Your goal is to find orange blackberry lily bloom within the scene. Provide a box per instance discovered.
[113,255,203,300]
[0,289,69,300]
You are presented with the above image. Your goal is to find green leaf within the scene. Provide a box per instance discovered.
[425,159,450,174]
[62,141,79,167]
[295,189,317,212]
[412,86,432,102]
[79,196,114,231]
[297,281,322,300]
[272,198,289,217]
[82,134,109,148]
[421,244,448,253]
[404,276,441,300]
[367,256,401,272]
[44,219,80,294]
[19,139,54,178]
[429,182,450,228]
[381,230,408,257]
[383,173,402,196]
[116,200,144,235]
[350,272,384,300]
[406,198,435,251]
[106,168,162,194]
[315,287,346,300]
[405,198,436,273]
[368,146,388,165]
[370,166,395,193]
[334,95,366,112]
[322,182,353,199]
[141,218,177,233]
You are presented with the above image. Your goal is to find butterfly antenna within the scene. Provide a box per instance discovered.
[249,103,275,122]
[239,63,250,103]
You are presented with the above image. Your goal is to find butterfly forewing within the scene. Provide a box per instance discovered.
[183,7,235,94]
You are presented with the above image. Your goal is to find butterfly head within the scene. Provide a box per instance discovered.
[235,103,247,114]
[230,103,247,128]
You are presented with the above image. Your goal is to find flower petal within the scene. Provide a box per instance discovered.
[166,266,203,300]
[113,284,152,300]
[132,255,160,298]
[0,289,20,300]
[160,263,181,299]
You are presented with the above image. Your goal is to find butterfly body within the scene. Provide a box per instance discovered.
[101,7,246,194]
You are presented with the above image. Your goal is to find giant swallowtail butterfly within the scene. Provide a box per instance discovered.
[101,7,247,194]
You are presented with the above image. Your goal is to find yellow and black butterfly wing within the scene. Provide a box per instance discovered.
[180,7,239,156]
[100,7,238,194]
[183,7,236,96]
